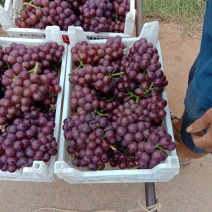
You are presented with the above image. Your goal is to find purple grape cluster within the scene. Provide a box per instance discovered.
[63,112,114,171]
[70,84,98,114]
[0,42,64,125]
[63,36,175,171]
[114,38,168,102]
[109,100,174,169]
[15,0,130,33]
[0,41,65,172]
[0,106,57,173]
[79,0,112,33]
[71,36,125,66]
[70,37,125,114]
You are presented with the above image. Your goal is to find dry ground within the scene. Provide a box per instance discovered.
[0,23,211,212]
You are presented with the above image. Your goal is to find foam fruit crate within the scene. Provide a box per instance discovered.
[0,26,68,182]
[0,0,136,44]
[54,21,180,184]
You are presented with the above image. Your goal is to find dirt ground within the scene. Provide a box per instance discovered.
[0,23,212,212]
[159,22,202,118]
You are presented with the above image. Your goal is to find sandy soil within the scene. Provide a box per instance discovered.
[0,23,211,212]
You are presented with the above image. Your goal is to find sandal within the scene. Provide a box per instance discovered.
[180,160,191,165]
[176,143,191,166]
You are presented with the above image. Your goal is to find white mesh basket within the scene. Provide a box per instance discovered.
[54,21,180,184]
[0,26,68,182]
[0,0,136,43]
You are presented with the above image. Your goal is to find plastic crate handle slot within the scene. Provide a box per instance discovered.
[124,9,136,35]
[45,26,64,44]
[54,161,75,172]
[149,21,159,47]
[68,26,88,48]
[30,161,49,177]
[137,21,159,47]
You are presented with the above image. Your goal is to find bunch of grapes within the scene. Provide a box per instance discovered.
[1,42,64,70]
[138,96,167,125]
[109,126,173,169]
[15,0,78,31]
[0,41,64,172]
[63,35,176,171]
[70,64,123,95]
[129,38,167,89]
[70,37,125,98]
[111,0,130,21]
[139,126,175,169]
[70,84,98,114]
[111,37,169,104]
[70,79,121,117]
[71,37,125,67]
[0,105,57,173]
[0,42,64,125]
[63,112,116,171]
[15,0,131,33]
[79,0,113,33]
[108,99,174,169]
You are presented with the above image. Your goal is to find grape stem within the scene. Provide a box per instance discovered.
[119,147,133,161]
[94,108,107,116]
[47,93,54,98]
[109,72,125,78]
[12,75,20,81]
[120,146,128,154]
[29,61,39,74]
[142,70,147,75]
[22,2,42,9]
[53,65,60,73]
[77,60,84,69]
[127,90,140,103]
[155,144,171,156]
[105,96,115,102]
[127,155,133,161]
[110,145,117,151]
[115,13,118,21]
[143,83,154,97]
[7,64,11,70]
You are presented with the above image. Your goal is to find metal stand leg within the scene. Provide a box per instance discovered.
[145,182,157,212]
[135,0,143,36]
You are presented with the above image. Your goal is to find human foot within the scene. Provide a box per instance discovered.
[176,142,191,165]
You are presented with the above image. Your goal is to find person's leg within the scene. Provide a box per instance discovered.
[176,111,208,161]
[176,84,209,162]
[176,138,207,160]
[172,55,209,162]
[172,111,185,136]
[172,109,207,162]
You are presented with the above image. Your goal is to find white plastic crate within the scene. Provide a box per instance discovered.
[54,21,180,184]
[0,26,68,182]
[0,0,136,43]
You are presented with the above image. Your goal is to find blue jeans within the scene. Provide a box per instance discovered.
[180,56,209,154]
